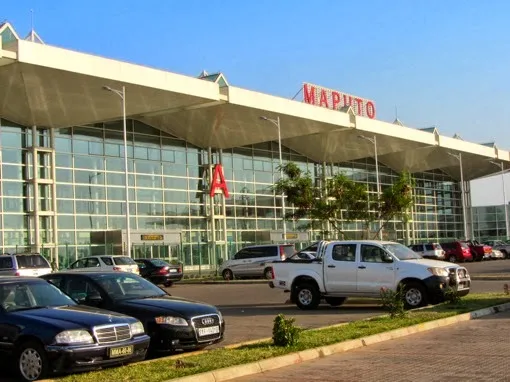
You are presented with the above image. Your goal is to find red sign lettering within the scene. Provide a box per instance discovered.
[210,164,229,198]
[302,83,376,119]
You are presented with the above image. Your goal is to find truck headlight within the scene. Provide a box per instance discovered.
[54,330,94,344]
[130,321,145,335]
[427,267,449,277]
[154,316,188,326]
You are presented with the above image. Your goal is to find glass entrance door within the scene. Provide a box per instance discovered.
[133,244,170,259]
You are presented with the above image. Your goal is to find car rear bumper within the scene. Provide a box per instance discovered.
[46,335,150,374]
[148,274,183,284]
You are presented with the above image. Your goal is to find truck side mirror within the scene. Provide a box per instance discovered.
[382,254,394,263]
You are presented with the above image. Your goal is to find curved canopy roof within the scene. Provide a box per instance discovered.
[0,22,508,181]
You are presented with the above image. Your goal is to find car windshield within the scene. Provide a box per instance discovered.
[0,281,76,312]
[91,273,166,300]
[383,243,423,260]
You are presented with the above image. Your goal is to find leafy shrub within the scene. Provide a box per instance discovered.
[380,286,406,318]
[444,285,462,305]
[272,314,301,347]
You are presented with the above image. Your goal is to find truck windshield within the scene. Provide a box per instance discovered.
[383,243,422,260]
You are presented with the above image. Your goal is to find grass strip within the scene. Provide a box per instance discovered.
[58,293,510,382]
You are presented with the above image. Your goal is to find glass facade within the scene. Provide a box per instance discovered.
[0,118,465,270]
[473,204,509,240]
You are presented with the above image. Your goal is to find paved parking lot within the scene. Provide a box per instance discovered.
[232,309,510,382]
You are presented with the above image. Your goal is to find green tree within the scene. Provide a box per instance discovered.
[273,162,414,240]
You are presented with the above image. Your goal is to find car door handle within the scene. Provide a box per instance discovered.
[327,265,336,268]
[358,266,366,269]
[386,267,394,270]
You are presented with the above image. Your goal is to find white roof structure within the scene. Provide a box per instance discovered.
[0,22,508,181]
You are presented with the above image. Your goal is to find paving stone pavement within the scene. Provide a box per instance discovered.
[232,310,510,382]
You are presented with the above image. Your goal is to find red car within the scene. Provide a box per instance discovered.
[462,240,492,261]
[440,241,473,263]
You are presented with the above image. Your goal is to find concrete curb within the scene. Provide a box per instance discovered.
[470,275,510,281]
[165,302,510,382]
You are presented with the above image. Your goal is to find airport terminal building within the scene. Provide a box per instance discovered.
[1,22,509,270]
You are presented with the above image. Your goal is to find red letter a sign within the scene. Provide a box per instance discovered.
[210,164,229,198]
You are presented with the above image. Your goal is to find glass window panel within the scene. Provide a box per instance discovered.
[2,181,23,196]
[165,217,189,230]
[105,143,121,157]
[134,146,148,160]
[0,131,23,148]
[56,168,73,183]
[105,157,125,171]
[1,148,23,163]
[174,151,186,164]
[55,154,72,167]
[107,188,125,201]
[137,174,163,188]
[74,155,104,170]
[56,184,74,199]
[57,199,74,213]
[54,137,72,152]
[3,198,23,212]
[3,214,25,229]
[164,191,188,203]
[74,185,106,200]
[88,141,104,155]
[2,164,23,179]
[105,172,126,186]
[137,189,163,202]
[163,177,187,190]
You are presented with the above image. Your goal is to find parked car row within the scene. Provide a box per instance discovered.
[408,240,507,263]
[0,264,221,380]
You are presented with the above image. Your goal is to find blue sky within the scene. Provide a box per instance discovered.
[3,0,510,204]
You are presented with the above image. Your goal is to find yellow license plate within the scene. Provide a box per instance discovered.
[109,345,134,358]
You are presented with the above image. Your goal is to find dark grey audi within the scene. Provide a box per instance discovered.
[41,271,225,354]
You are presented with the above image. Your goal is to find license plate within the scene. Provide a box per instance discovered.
[169,269,178,273]
[198,326,220,336]
[109,345,134,358]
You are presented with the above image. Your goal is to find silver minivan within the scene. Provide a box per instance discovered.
[220,244,295,280]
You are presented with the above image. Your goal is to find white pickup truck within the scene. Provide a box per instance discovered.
[269,240,471,310]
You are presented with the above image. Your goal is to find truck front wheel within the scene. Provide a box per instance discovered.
[325,297,347,307]
[402,282,427,309]
[295,283,320,310]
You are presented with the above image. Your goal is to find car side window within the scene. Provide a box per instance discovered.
[425,244,434,251]
[234,250,249,260]
[331,244,356,262]
[85,258,100,268]
[361,245,387,263]
[70,259,85,269]
[101,257,114,266]
[44,276,65,290]
[0,257,13,269]
[135,260,147,269]
[66,277,101,301]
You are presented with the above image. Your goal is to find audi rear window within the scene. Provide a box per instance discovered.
[113,257,137,265]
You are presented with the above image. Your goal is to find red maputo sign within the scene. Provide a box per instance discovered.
[210,164,229,198]
[303,83,376,119]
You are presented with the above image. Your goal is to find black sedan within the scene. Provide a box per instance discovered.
[134,258,183,287]
[0,277,150,381]
[41,271,225,354]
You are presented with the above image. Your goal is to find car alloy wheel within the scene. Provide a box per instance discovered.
[18,342,47,381]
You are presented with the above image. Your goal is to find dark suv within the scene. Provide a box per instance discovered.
[219,244,295,280]
[440,241,473,263]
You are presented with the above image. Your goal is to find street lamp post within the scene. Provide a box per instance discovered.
[358,134,382,239]
[103,85,131,256]
[447,152,468,240]
[260,116,287,241]
[489,161,509,240]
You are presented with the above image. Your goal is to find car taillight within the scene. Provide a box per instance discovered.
[158,267,169,275]
[279,246,286,261]
[178,266,182,273]
[113,266,122,271]
[433,244,440,250]
[270,267,275,279]
[14,271,20,276]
